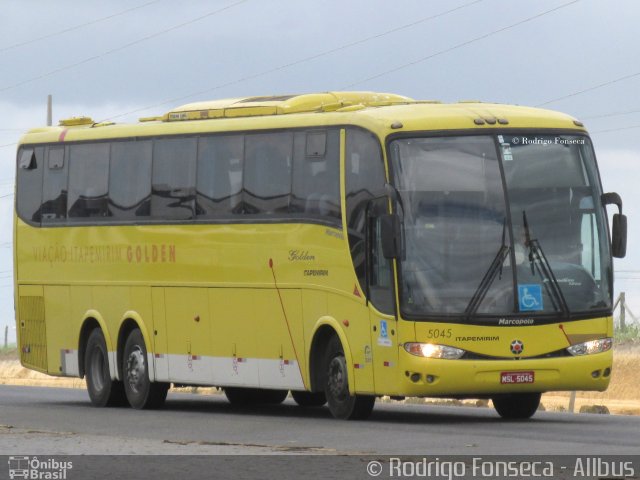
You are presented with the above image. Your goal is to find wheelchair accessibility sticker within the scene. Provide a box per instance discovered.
[518,284,543,312]
[377,319,392,347]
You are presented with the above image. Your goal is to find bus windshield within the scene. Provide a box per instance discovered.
[389,134,612,320]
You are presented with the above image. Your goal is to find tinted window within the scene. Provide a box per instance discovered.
[152,137,197,219]
[16,146,44,224]
[243,132,292,214]
[68,143,110,219]
[196,135,243,217]
[109,140,152,219]
[345,128,386,291]
[41,146,68,222]
[291,130,340,221]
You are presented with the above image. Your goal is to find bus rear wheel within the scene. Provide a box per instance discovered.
[492,393,541,419]
[224,387,288,405]
[122,329,169,409]
[85,328,127,407]
[323,336,375,420]
[291,390,327,407]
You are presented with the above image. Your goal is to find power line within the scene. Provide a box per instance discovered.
[0,0,162,53]
[343,0,581,89]
[0,143,16,150]
[536,71,640,107]
[99,0,486,123]
[581,108,640,121]
[590,124,640,134]
[0,0,249,93]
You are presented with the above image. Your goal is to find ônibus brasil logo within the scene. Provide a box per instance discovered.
[510,339,524,355]
[8,456,73,479]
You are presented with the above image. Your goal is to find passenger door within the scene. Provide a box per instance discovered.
[367,198,399,393]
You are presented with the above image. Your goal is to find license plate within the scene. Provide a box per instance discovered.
[500,371,535,384]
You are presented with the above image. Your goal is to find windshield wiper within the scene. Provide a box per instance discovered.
[522,210,569,317]
[465,218,510,318]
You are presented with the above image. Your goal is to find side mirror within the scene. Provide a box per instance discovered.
[380,214,401,259]
[601,192,627,259]
[612,213,627,258]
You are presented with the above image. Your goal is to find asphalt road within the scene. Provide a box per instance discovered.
[1,385,639,456]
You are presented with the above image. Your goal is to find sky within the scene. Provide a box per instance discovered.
[1,0,640,343]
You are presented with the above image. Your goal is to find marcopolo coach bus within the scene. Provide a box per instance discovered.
[14,91,626,420]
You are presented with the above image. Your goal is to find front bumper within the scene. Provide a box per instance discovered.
[398,348,612,397]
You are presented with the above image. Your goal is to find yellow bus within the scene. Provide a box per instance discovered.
[14,91,627,420]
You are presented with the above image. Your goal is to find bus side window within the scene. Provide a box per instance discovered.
[109,140,152,220]
[345,128,386,293]
[291,129,340,221]
[16,146,44,224]
[68,143,110,219]
[152,137,197,220]
[196,135,244,218]
[41,146,68,223]
[243,132,293,215]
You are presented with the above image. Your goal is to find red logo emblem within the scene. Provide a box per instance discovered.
[510,340,524,355]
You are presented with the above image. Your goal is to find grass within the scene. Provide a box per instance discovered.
[0,344,17,361]
[615,325,640,343]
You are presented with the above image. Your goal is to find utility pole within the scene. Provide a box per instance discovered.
[47,94,52,127]
[3,325,7,349]
[620,292,626,331]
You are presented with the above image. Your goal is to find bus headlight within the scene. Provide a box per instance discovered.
[404,343,465,359]
[566,337,613,356]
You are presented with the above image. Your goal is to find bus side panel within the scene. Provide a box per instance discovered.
[209,288,260,387]
[327,294,374,394]
[207,288,305,390]
[164,287,213,385]
[43,285,73,376]
[253,288,305,390]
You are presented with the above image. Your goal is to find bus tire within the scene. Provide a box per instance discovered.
[291,391,327,407]
[84,328,127,407]
[492,393,541,419]
[122,328,168,409]
[224,387,288,405]
[323,336,375,420]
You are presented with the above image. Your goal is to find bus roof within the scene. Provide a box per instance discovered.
[19,91,585,145]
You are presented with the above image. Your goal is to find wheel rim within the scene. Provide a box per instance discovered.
[126,346,146,394]
[327,357,348,402]
[90,347,106,392]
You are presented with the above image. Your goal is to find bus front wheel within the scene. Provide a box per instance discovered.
[122,329,169,409]
[492,393,541,419]
[323,336,375,420]
[84,328,127,407]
